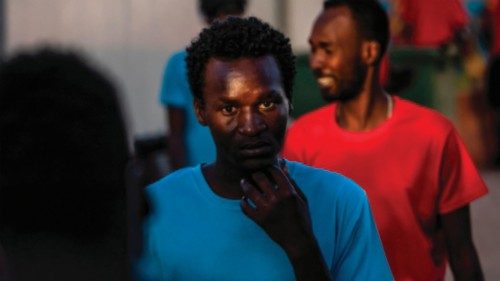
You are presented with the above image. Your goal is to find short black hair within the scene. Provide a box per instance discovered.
[0,47,129,235]
[324,0,389,62]
[186,16,296,102]
[199,0,247,23]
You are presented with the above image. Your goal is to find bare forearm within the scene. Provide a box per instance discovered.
[448,244,484,281]
[443,205,484,281]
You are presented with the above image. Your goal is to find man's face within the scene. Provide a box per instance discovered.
[195,55,289,172]
[309,6,367,102]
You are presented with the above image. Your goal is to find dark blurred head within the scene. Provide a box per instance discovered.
[0,47,129,236]
[198,0,248,24]
[186,16,296,103]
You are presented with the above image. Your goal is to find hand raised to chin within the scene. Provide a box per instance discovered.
[240,165,313,257]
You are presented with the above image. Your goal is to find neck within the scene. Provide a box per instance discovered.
[336,69,391,131]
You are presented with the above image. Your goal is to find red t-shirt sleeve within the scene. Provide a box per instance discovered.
[399,0,416,25]
[438,128,488,214]
[449,0,468,30]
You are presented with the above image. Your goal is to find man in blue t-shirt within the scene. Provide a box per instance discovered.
[160,0,247,169]
[136,17,393,281]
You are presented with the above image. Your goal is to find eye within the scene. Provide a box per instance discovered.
[259,100,276,111]
[323,46,335,56]
[221,104,237,116]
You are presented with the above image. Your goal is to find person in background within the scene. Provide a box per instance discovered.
[391,0,469,47]
[283,0,488,280]
[486,56,500,166]
[135,16,392,281]
[486,0,500,56]
[160,0,247,170]
[483,0,500,166]
[0,47,130,281]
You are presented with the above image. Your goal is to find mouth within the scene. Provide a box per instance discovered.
[317,76,335,88]
[238,141,275,158]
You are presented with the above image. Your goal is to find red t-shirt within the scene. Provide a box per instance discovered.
[491,0,500,55]
[399,0,468,47]
[283,97,488,281]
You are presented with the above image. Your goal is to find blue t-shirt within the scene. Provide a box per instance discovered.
[159,50,216,166]
[135,161,393,280]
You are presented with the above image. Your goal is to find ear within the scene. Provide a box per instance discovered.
[194,98,208,126]
[361,40,381,66]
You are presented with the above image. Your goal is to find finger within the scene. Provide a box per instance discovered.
[279,158,287,173]
[292,179,308,204]
[240,178,265,208]
[251,172,276,197]
[268,165,308,204]
[267,165,295,197]
[277,158,290,179]
[280,162,308,203]
[240,196,259,220]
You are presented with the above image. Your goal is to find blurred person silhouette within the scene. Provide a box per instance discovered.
[160,0,247,170]
[390,0,469,48]
[478,0,500,56]
[0,47,130,281]
[486,53,500,166]
[283,0,488,280]
[134,17,392,281]
[483,0,500,166]
[391,0,479,131]
[0,243,8,280]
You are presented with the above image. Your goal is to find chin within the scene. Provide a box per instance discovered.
[321,89,342,103]
[323,88,360,102]
[238,157,277,172]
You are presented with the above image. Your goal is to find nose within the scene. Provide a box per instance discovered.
[309,51,324,72]
[237,108,267,136]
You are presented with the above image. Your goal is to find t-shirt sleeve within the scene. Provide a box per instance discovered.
[438,128,488,214]
[449,0,468,30]
[159,51,190,108]
[331,185,393,280]
[399,0,416,25]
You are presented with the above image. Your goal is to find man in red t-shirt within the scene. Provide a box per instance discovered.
[393,0,468,47]
[283,1,488,280]
[484,0,500,55]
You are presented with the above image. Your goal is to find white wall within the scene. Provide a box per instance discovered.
[287,0,323,53]
[5,0,317,137]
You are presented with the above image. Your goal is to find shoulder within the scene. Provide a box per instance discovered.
[286,161,366,204]
[286,104,335,139]
[394,97,455,137]
[164,50,187,70]
[146,166,196,202]
[290,104,334,129]
[168,50,187,62]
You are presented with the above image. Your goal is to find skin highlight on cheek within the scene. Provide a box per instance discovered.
[225,117,238,132]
